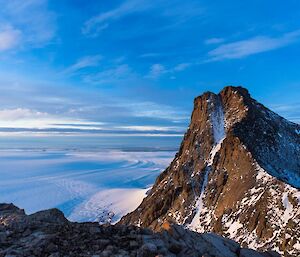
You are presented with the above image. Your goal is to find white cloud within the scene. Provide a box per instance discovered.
[117,125,183,132]
[208,30,300,61]
[0,0,56,47]
[0,107,187,135]
[63,55,103,75]
[0,108,105,130]
[0,25,21,51]
[0,108,47,121]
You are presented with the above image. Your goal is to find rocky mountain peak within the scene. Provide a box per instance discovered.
[120,86,300,256]
[220,85,250,99]
[190,86,251,143]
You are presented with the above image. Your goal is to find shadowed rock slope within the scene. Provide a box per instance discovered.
[119,86,300,256]
[0,203,279,257]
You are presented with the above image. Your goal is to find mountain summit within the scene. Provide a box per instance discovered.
[120,86,300,256]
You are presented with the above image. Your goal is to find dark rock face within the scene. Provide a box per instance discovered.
[119,86,300,256]
[0,203,277,257]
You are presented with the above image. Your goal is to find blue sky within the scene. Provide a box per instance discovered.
[0,0,300,136]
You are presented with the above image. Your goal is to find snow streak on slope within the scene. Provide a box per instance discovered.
[189,164,209,229]
[188,96,225,230]
[210,96,226,144]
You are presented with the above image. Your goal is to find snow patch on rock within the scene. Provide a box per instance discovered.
[211,95,225,144]
[188,95,225,231]
[282,192,293,225]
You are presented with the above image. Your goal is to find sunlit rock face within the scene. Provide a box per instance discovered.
[119,86,300,256]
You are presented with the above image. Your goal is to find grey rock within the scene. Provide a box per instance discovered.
[239,248,265,257]
[168,241,182,254]
[100,250,112,257]
[48,253,60,257]
[46,242,58,252]
[138,243,157,257]
[129,240,139,249]
[0,203,278,257]
[0,232,7,243]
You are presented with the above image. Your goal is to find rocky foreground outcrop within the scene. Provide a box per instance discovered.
[0,203,279,257]
[119,86,300,256]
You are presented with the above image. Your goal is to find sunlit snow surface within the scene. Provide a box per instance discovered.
[0,149,175,223]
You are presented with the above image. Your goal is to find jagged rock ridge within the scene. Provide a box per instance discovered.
[0,203,279,257]
[119,86,300,256]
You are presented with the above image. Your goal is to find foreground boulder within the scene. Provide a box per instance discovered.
[0,203,278,257]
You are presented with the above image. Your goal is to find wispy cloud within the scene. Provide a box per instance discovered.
[82,0,152,37]
[173,63,191,71]
[146,62,191,78]
[147,64,166,78]
[0,72,189,136]
[82,0,203,37]
[116,125,184,132]
[208,30,300,61]
[83,64,133,85]
[0,108,47,121]
[62,55,103,75]
[139,52,162,58]
[0,25,21,51]
[0,108,104,130]
[129,101,188,121]
[204,37,224,45]
[0,107,186,136]
[0,0,56,48]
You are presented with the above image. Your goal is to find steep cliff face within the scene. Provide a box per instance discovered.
[119,86,300,256]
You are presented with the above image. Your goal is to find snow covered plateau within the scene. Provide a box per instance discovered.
[0,149,175,223]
